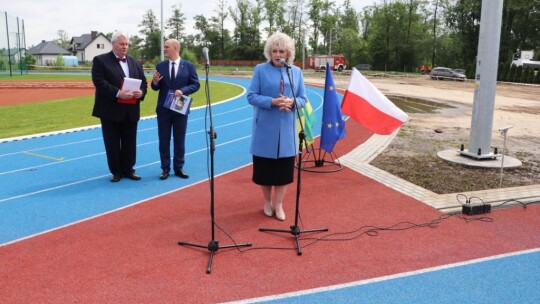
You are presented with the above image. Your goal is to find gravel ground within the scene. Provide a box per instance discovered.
[306,72,540,194]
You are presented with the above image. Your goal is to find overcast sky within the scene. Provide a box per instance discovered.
[3,0,376,47]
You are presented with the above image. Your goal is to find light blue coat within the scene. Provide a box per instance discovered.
[247,62,307,159]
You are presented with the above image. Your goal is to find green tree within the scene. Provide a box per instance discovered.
[229,0,263,60]
[139,9,162,60]
[55,30,70,49]
[215,0,232,59]
[366,1,427,71]
[194,15,211,46]
[319,1,338,55]
[443,0,481,69]
[308,0,325,54]
[55,54,65,68]
[341,0,360,33]
[500,0,540,65]
[128,35,144,60]
[335,28,362,69]
[193,13,231,62]
[181,48,198,65]
[25,53,36,70]
[167,4,187,41]
[283,0,308,46]
[262,0,286,35]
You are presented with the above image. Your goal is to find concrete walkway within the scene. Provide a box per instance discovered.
[339,130,540,214]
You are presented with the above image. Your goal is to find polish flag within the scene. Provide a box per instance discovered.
[341,68,409,135]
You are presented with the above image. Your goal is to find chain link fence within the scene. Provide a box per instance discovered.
[0,11,27,76]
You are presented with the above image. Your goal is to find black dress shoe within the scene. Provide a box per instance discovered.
[174,169,189,179]
[111,174,122,182]
[124,173,141,180]
[160,170,170,180]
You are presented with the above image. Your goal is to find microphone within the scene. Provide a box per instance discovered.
[202,47,210,66]
[279,58,291,68]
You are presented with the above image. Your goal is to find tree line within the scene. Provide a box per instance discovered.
[47,0,540,80]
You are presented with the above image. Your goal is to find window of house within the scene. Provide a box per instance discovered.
[97,44,100,49]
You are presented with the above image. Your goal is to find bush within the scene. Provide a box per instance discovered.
[514,66,523,83]
[181,49,197,65]
[507,64,516,82]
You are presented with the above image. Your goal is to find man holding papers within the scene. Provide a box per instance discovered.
[91,31,147,182]
[151,39,200,180]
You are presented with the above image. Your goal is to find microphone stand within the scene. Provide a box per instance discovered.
[178,60,251,273]
[259,63,328,256]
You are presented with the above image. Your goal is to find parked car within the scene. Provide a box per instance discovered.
[429,67,466,81]
[354,63,372,70]
[453,68,466,75]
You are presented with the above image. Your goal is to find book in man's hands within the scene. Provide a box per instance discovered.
[117,77,142,104]
[163,90,192,115]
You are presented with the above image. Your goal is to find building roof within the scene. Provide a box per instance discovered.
[69,31,110,51]
[27,41,70,55]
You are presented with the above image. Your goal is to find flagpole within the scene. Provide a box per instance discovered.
[299,63,345,173]
[259,63,328,256]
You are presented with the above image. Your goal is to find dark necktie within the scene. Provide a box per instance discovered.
[117,57,126,63]
[171,62,176,81]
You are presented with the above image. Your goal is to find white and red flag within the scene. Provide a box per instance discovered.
[341,68,408,135]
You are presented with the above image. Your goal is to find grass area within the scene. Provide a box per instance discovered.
[0,79,243,139]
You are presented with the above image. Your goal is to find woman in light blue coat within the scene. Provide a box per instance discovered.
[247,32,307,221]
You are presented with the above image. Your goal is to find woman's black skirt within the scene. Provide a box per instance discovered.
[252,155,295,186]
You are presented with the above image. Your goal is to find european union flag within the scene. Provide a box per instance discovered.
[320,63,346,153]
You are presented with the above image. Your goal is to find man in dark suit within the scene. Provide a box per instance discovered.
[151,39,200,180]
[91,31,147,182]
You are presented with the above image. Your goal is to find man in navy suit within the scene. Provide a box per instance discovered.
[91,31,147,182]
[151,39,200,180]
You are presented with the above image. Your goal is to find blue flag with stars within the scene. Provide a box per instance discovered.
[320,63,346,153]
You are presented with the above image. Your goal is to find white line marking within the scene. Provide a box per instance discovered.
[0,162,253,248]
[223,247,540,303]
[0,135,251,203]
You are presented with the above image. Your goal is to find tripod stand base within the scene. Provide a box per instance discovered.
[259,225,328,255]
[297,148,343,173]
[179,239,252,273]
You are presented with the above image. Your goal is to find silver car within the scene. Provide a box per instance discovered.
[430,67,466,81]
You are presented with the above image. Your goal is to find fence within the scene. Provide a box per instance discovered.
[0,11,27,76]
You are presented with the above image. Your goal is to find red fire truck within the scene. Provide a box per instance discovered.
[307,55,347,71]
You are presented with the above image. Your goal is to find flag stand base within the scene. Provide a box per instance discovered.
[296,146,343,173]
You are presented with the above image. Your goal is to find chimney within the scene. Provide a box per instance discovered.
[91,31,97,39]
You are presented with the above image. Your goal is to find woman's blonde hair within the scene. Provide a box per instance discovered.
[263,32,295,65]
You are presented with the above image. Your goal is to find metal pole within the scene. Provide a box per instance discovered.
[17,17,22,75]
[461,0,504,159]
[499,126,512,188]
[160,0,164,62]
[22,19,26,74]
[5,12,13,76]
